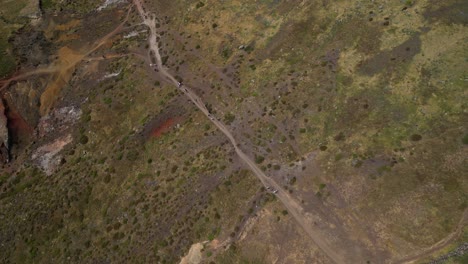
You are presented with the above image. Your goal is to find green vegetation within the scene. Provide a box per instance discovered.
[254,155,265,164]
[224,112,235,125]
[0,47,15,78]
[1,0,466,263]
[0,21,18,78]
[462,134,468,145]
[40,0,55,10]
[195,2,205,9]
[79,134,89,144]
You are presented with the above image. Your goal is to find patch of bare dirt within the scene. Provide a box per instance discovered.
[37,106,81,137]
[179,242,206,264]
[39,46,86,115]
[140,97,191,140]
[233,205,331,263]
[44,19,81,39]
[31,134,72,175]
[150,117,184,138]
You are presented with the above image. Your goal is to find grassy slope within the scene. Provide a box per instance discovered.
[0,0,466,263]
[0,0,30,77]
[156,0,468,259]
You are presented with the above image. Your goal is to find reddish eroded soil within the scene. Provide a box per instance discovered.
[1,8,132,117]
[4,101,34,144]
[150,117,180,138]
[140,95,193,140]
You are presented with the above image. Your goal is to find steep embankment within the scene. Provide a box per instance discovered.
[0,99,8,162]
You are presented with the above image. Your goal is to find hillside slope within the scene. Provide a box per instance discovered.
[0,0,466,263]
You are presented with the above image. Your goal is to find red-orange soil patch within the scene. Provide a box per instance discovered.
[151,118,175,138]
[6,107,33,143]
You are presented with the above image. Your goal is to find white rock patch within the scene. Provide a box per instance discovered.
[37,106,82,137]
[97,0,126,11]
[124,30,147,39]
[100,70,122,81]
[32,135,72,175]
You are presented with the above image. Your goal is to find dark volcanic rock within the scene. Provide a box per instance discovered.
[12,28,51,67]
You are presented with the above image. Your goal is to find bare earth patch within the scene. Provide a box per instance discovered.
[179,242,207,264]
[32,134,72,175]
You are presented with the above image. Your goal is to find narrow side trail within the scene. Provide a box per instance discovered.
[133,1,380,263]
[396,209,468,264]
[0,6,133,114]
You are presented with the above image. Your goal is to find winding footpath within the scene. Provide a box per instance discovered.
[1,1,462,263]
[132,1,467,263]
[132,1,365,263]
[397,210,468,263]
[0,7,132,93]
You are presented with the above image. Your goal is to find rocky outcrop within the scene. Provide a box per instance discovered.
[429,242,468,263]
[12,29,51,67]
[179,242,205,264]
[97,0,127,11]
[32,106,81,174]
[32,134,72,175]
[37,106,82,137]
[0,99,9,163]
